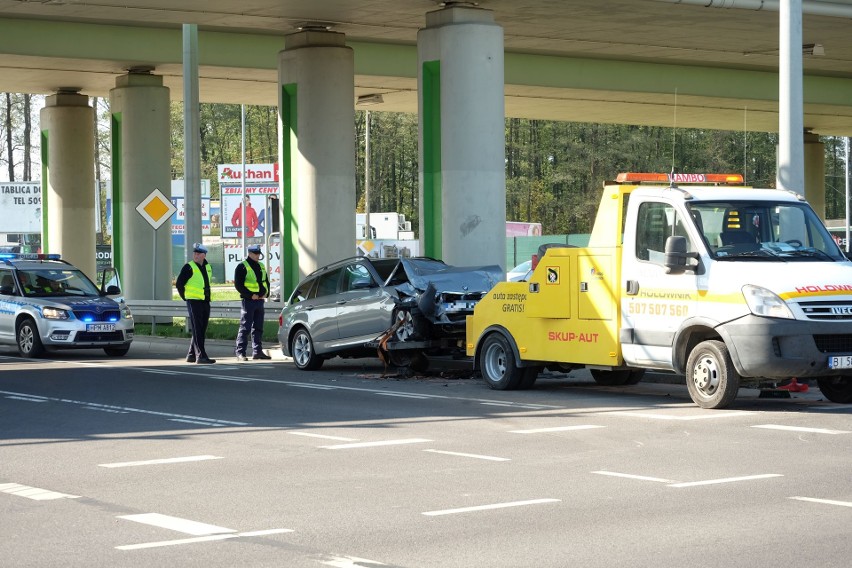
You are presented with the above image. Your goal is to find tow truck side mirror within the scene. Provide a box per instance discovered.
[664,236,699,274]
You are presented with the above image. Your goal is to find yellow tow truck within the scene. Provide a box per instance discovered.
[466,173,852,409]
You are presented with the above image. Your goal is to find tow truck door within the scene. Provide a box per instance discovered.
[621,199,702,368]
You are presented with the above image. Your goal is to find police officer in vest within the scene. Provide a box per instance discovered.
[234,243,271,361]
[175,242,216,364]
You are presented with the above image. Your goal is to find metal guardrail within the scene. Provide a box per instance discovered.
[126,299,284,322]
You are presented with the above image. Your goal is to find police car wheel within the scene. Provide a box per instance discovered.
[291,327,323,371]
[16,318,44,358]
[686,340,740,409]
[104,346,130,357]
[479,332,523,390]
[816,377,852,404]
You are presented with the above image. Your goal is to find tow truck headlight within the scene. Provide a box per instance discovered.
[42,307,70,320]
[742,285,793,319]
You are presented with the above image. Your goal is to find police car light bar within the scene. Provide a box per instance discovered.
[616,172,744,184]
[0,253,61,261]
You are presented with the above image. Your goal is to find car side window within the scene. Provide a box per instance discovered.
[0,269,16,296]
[314,269,342,298]
[342,263,374,291]
[636,202,680,264]
[290,277,316,304]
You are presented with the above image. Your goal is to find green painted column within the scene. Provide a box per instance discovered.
[278,30,355,297]
[39,90,96,278]
[109,70,171,301]
[417,5,506,269]
[803,131,825,219]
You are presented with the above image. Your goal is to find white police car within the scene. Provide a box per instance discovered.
[0,253,134,357]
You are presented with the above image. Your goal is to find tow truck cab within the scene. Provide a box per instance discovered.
[467,173,852,409]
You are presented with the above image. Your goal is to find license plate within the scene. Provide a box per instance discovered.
[86,323,115,332]
[828,356,852,369]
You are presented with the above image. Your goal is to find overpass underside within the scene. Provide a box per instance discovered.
[1,18,851,135]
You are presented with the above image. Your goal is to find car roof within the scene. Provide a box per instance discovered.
[0,258,74,270]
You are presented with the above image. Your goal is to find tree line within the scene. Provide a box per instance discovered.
[2,94,850,237]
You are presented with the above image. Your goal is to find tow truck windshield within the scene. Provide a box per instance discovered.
[687,200,845,262]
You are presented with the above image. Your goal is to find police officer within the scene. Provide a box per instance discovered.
[175,242,216,364]
[234,243,271,361]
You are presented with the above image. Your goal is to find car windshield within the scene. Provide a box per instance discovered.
[687,200,845,262]
[17,268,101,297]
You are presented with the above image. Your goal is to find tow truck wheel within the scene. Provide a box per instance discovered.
[479,333,523,390]
[104,346,130,357]
[590,369,635,386]
[685,340,740,409]
[624,369,645,385]
[16,318,44,358]
[291,328,324,371]
[518,366,541,390]
[816,377,852,403]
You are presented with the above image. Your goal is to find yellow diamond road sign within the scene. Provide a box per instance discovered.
[136,188,176,230]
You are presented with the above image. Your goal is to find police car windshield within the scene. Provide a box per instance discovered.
[18,269,100,297]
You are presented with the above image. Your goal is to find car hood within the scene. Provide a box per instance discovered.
[27,296,120,312]
[398,258,503,294]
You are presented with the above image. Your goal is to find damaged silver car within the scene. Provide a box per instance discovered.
[277,256,503,370]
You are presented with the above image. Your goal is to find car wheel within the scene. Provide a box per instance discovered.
[816,377,852,403]
[392,308,429,342]
[290,327,323,370]
[17,317,44,358]
[685,340,740,409]
[478,332,523,390]
[104,346,130,357]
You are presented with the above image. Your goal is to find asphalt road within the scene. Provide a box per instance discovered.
[1,338,851,568]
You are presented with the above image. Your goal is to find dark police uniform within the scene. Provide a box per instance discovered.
[175,243,215,364]
[234,244,270,360]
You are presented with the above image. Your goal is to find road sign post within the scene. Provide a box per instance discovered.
[136,188,177,333]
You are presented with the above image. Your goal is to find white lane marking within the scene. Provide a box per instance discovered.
[789,496,852,508]
[0,390,249,427]
[423,498,560,517]
[423,449,510,462]
[321,555,388,567]
[287,432,357,441]
[118,513,235,536]
[619,411,749,421]
[84,407,129,414]
[168,418,226,427]
[0,483,79,501]
[289,383,335,390]
[141,369,185,376]
[668,474,783,488]
[116,528,293,550]
[99,455,223,468]
[375,392,430,399]
[5,395,47,402]
[592,471,675,483]
[752,424,849,435]
[321,438,432,450]
[510,425,604,434]
[481,402,519,408]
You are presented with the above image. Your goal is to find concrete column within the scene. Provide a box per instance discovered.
[804,131,825,219]
[39,90,96,278]
[109,70,171,301]
[278,30,355,291]
[417,5,505,268]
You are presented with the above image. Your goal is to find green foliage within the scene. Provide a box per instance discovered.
[134,318,280,343]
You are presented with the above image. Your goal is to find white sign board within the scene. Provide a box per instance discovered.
[136,188,177,230]
[224,243,281,289]
[0,182,42,233]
